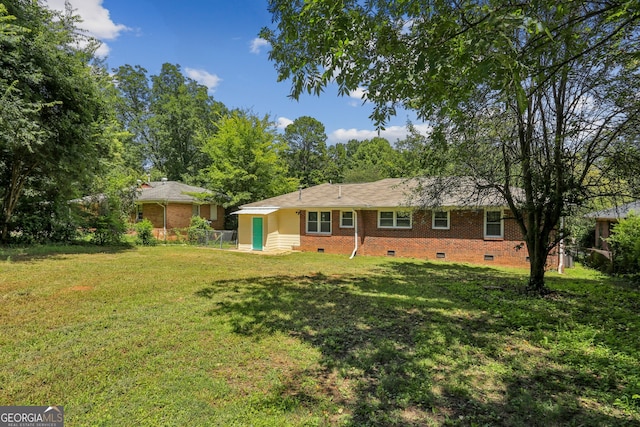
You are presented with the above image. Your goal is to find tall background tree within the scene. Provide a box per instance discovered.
[199,111,298,225]
[282,116,328,186]
[112,64,151,172]
[342,136,401,182]
[0,1,116,243]
[262,0,640,293]
[113,63,228,181]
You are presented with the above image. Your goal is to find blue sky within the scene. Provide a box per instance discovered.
[43,0,428,144]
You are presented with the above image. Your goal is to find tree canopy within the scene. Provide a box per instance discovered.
[200,111,298,209]
[113,63,228,180]
[262,0,640,293]
[0,0,115,242]
[282,116,328,186]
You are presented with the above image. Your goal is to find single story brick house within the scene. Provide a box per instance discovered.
[234,178,543,268]
[135,180,225,238]
[585,200,640,252]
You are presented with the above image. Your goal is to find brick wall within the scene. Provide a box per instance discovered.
[142,204,165,229]
[141,203,225,232]
[199,204,226,230]
[165,204,194,229]
[297,208,554,268]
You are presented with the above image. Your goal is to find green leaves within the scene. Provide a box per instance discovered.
[113,63,228,179]
[607,213,640,275]
[201,111,298,207]
[0,0,114,242]
[282,116,328,186]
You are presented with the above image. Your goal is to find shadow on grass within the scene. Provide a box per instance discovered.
[196,260,639,426]
[0,243,135,262]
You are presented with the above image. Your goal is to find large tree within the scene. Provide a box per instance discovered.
[262,0,640,293]
[0,1,113,243]
[282,116,328,186]
[112,64,151,171]
[343,137,401,182]
[200,111,298,209]
[112,63,228,180]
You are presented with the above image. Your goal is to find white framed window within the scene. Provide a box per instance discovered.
[484,209,504,238]
[340,211,354,228]
[378,210,412,229]
[192,204,201,217]
[209,204,218,221]
[307,211,332,234]
[432,210,450,229]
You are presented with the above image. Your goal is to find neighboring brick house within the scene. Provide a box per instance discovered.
[135,180,225,239]
[234,178,545,268]
[586,200,640,252]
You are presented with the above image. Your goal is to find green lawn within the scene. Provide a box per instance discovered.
[1,245,639,426]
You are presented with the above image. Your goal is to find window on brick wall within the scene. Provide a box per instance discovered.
[484,209,503,238]
[307,211,332,234]
[378,210,412,228]
[340,211,354,228]
[209,205,218,221]
[192,204,200,217]
[432,210,450,229]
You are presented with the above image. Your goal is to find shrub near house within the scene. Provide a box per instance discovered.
[607,213,640,275]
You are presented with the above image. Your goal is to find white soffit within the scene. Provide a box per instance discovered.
[232,208,279,215]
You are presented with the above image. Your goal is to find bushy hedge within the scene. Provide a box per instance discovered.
[134,219,156,246]
[186,216,213,244]
[608,213,640,275]
[91,212,127,246]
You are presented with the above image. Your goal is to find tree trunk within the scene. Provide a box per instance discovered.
[526,234,551,295]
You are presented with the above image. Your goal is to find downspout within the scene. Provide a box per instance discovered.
[156,202,167,242]
[350,210,358,259]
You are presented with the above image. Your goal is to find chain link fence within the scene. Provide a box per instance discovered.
[191,229,237,249]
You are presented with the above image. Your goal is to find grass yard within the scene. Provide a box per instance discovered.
[1,245,639,426]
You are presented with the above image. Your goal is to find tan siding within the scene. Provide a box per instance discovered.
[237,214,252,250]
[236,210,302,252]
[265,210,301,251]
[265,213,279,251]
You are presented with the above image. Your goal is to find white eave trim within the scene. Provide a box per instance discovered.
[232,207,279,215]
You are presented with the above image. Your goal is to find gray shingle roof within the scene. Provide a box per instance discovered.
[241,177,512,209]
[586,200,640,220]
[136,181,214,203]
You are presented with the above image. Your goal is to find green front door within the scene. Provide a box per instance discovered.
[252,217,263,251]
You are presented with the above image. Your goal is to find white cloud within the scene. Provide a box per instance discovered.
[277,117,294,130]
[349,87,368,100]
[250,37,269,54]
[328,123,432,145]
[93,40,111,58]
[44,0,129,57]
[185,68,222,92]
[329,128,379,144]
[347,87,368,107]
